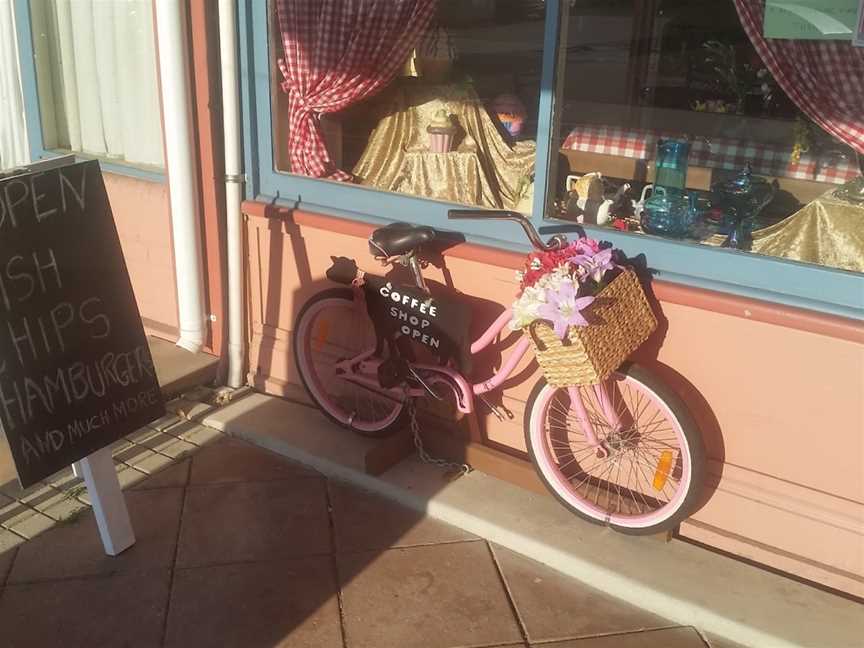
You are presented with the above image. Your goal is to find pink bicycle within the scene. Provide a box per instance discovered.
[294,210,705,534]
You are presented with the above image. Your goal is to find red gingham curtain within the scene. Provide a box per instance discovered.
[276,0,437,180]
[734,0,864,155]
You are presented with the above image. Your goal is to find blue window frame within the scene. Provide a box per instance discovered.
[240,0,862,319]
[12,0,165,184]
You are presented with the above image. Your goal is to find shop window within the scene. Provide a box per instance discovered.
[553,0,864,274]
[269,0,545,214]
[27,0,164,170]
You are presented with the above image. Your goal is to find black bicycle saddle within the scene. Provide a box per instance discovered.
[369,222,437,257]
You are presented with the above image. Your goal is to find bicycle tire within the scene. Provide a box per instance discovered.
[293,288,407,438]
[523,362,705,535]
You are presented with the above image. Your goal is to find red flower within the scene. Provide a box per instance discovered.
[517,237,606,295]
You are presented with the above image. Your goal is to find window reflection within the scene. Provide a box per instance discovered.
[554,0,863,273]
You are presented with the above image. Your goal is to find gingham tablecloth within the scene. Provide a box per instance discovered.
[561,125,858,185]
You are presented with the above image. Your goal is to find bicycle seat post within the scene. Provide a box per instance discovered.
[406,252,429,293]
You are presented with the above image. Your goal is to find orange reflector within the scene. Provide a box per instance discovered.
[314,320,330,352]
[652,450,673,491]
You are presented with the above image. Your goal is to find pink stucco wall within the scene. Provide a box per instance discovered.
[102,172,179,339]
[244,207,864,597]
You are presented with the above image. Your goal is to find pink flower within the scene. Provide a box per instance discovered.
[568,247,616,283]
[537,281,594,339]
[573,237,601,255]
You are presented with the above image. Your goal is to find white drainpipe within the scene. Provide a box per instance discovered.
[219,0,246,388]
[155,1,206,354]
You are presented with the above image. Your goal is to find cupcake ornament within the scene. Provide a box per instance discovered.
[427,110,457,153]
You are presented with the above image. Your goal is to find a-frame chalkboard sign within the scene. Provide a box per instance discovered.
[0,159,165,489]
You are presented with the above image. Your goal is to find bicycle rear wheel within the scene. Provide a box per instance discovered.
[524,363,705,534]
[293,288,406,437]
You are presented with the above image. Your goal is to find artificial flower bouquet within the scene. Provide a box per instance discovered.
[511,237,657,386]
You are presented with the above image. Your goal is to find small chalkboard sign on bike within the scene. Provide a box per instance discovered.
[0,160,164,488]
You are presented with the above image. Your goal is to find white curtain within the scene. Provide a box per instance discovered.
[0,0,29,170]
[31,0,163,167]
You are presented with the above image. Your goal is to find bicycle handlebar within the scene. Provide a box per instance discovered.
[447,209,567,252]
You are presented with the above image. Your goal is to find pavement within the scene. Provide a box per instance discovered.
[199,391,864,648]
[0,405,735,648]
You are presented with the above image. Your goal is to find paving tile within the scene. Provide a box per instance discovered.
[19,483,77,517]
[1,494,32,529]
[74,464,148,505]
[330,482,477,553]
[0,569,170,647]
[493,545,669,642]
[177,479,330,568]
[0,528,24,585]
[2,501,55,539]
[530,626,707,647]
[124,449,175,475]
[189,438,313,484]
[110,435,135,455]
[171,420,224,447]
[338,541,523,648]
[0,475,36,500]
[146,411,183,432]
[166,557,342,648]
[132,429,198,459]
[8,488,183,583]
[132,459,190,490]
[45,468,84,495]
[114,464,150,490]
[0,491,21,525]
[113,443,161,469]
[39,493,90,522]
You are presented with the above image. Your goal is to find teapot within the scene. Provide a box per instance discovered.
[641,186,702,238]
[710,165,777,247]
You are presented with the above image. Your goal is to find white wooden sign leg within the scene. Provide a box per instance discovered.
[74,447,135,556]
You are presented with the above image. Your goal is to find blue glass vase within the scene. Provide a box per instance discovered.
[654,139,690,192]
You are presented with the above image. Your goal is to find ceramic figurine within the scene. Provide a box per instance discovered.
[490,94,527,138]
[427,110,457,153]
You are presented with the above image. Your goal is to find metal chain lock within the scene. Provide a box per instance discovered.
[408,400,471,477]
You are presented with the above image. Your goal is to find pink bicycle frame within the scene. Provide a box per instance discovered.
[335,303,621,455]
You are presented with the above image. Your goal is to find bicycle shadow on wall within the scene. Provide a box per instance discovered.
[622,252,726,514]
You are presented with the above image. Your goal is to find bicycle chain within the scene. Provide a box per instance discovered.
[408,400,471,476]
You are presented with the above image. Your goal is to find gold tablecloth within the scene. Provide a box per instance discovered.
[352,81,535,210]
[391,150,503,207]
[750,186,864,272]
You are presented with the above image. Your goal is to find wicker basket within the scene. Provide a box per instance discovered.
[525,269,657,386]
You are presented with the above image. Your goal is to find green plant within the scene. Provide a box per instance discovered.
[791,116,812,164]
[702,41,748,113]
[701,40,777,116]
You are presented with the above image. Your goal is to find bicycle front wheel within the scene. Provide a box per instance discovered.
[293,288,406,437]
[524,363,705,535]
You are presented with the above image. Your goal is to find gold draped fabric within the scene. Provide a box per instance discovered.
[352,81,535,210]
[750,185,864,273]
[393,150,502,207]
